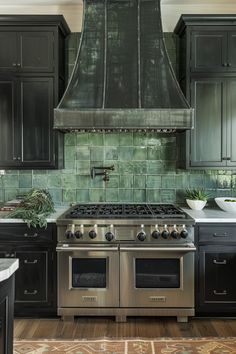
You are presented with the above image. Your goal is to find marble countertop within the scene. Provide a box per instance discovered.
[0,206,68,223]
[182,207,236,223]
[0,258,19,282]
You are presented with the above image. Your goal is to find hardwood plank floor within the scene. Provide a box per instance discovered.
[14,317,236,339]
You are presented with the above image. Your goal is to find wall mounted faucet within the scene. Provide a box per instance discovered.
[91,165,115,182]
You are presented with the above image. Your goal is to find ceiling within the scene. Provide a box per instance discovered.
[0,0,236,4]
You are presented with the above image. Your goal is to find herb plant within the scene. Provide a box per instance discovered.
[7,189,55,228]
[185,189,210,201]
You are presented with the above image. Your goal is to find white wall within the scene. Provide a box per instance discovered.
[0,3,236,32]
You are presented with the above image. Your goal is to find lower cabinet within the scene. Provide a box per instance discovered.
[0,275,14,354]
[0,224,57,316]
[196,224,236,314]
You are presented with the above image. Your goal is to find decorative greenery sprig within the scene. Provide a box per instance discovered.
[185,188,210,201]
[7,189,55,228]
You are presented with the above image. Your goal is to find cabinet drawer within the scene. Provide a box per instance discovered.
[0,223,55,242]
[198,225,236,243]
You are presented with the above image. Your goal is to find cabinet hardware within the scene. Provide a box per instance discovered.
[223,62,228,67]
[228,63,232,67]
[213,232,228,237]
[6,253,15,258]
[213,259,227,265]
[12,157,17,161]
[222,157,231,161]
[213,290,227,296]
[24,259,38,264]
[12,63,17,66]
[24,290,38,295]
[17,157,21,161]
[17,63,21,67]
[24,233,38,238]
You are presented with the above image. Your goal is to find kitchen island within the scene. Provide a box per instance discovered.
[0,258,19,354]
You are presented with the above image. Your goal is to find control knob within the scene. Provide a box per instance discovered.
[171,225,179,239]
[65,230,74,239]
[180,226,188,239]
[75,230,83,239]
[89,230,97,239]
[105,231,114,241]
[152,228,160,239]
[161,225,169,239]
[137,231,146,241]
[65,224,75,239]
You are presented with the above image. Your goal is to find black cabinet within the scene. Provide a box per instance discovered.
[0,77,54,168]
[0,30,54,72]
[190,29,236,72]
[0,275,15,354]
[189,77,236,167]
[0,15,70,169]
[196,223,236,315]
[175,15,236,169]
[0,223,57,316]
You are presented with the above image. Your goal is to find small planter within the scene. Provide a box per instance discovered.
[186,199,207,211]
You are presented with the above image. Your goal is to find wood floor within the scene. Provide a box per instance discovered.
[14,317,236,339]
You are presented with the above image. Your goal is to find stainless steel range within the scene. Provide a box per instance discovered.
[56,203,196,323]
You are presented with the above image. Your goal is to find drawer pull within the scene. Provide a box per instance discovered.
[5,253,15,258]
[24,290,38,295]
[213,233,228,237]
[24,233,38,238]
[213,290,227,296]
[213,259,227,265]
[24,259,38,264]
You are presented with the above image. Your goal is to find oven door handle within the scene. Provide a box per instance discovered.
[120,245,196,252]
[56,246,119,252]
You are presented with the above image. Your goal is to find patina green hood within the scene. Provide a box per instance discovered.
[54,0,194,132]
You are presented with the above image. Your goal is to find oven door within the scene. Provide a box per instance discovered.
[57,245,119,308]
[120,245,196,308]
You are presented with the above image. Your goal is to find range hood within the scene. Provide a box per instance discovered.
[54,0,194,132]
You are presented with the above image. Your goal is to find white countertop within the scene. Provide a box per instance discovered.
[0,258,19,282]
[182,207,236,223]
[0,206,68,223]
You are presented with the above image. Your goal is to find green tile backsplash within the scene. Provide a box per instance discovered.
[0,33,236,205]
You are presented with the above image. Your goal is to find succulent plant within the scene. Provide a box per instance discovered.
[185,188,210,201]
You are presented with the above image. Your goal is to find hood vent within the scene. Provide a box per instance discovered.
[54,0,194,132]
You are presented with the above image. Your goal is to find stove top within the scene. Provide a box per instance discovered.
[57,203,194,244]
[65,203,185,219]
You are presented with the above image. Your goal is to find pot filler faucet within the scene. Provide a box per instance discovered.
[91,165,115,182]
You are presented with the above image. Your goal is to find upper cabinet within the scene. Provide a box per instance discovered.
[0,30,54,72]
[174,15,236,169]
[190,29,236,72]
[0,15,70,169]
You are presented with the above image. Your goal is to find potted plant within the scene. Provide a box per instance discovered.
[185,189,209,210]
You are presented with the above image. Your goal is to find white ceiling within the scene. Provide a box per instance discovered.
[0,0,235,4]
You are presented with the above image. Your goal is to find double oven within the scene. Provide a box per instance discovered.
[56,204,195,322]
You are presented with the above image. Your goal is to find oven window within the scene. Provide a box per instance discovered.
[135,259,180,288]
[72,258,106,288]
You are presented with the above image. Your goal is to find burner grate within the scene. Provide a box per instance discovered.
[66,204,186,219]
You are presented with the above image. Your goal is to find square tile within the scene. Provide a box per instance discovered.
[133,147,147,160]
[133,189,146,202]
[76,189,89,202]
[120,175,133,188]
[105,188,119,202]
[146,175,162,188]
[119,189,133,202]
[146,189,161,203]
[89,189,105,202]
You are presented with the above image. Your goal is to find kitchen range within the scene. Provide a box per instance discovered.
[56,203,196,323]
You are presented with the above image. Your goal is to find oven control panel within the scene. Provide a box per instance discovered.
[59,223,194,244]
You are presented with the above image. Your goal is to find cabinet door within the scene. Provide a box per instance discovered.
[14,249,51,304]
[0,31,18,70]
[20,77,54,167]
[0,31,54,72]
[198,245,236,311]
[227,32,236,71]
[0,78,19,167]
[226,78,236,166]
[190,78,226,167]
[19,31,54,72]
[191,30,227,72]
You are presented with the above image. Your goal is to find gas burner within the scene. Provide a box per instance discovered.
[66,203,186,219]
